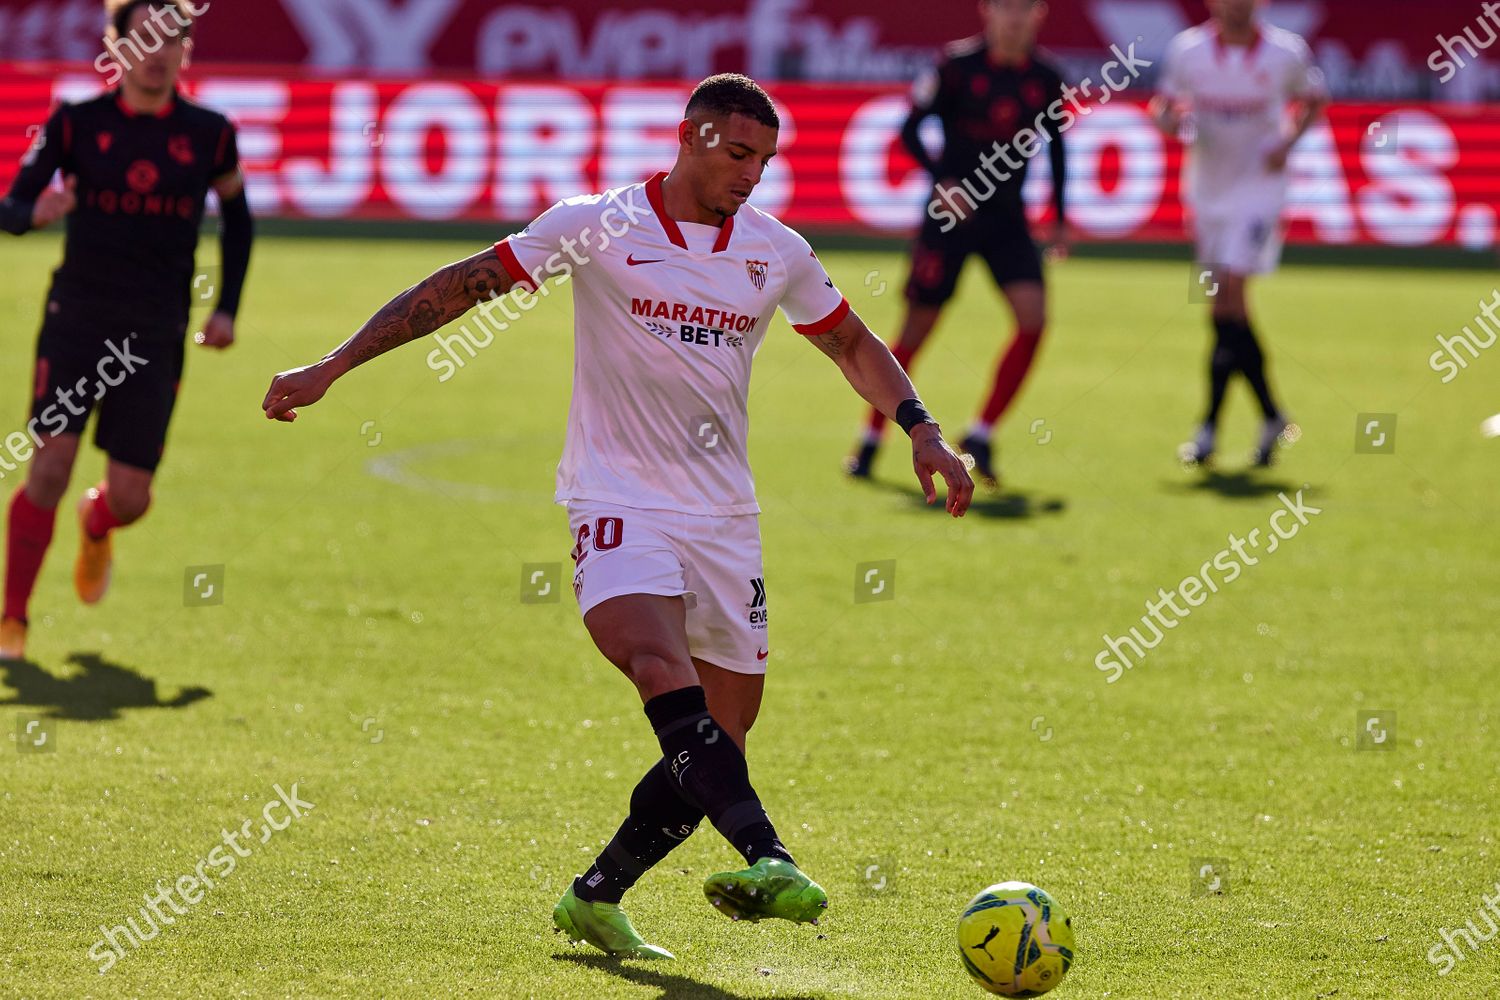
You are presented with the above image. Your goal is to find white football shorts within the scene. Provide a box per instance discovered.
[1192,203,1286,277]
[565,501,770,675]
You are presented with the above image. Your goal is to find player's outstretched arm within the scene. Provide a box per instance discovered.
[0,109,76,236]
[1266,92,1329,171]
[198,170,253,350]
[807,309,973,517]
[1148,95,1185,139]
[262,247,512,422]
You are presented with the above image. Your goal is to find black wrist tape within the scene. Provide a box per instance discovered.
[895,398,936,435]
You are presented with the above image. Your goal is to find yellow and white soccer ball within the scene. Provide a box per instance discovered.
[957,881,1075,996]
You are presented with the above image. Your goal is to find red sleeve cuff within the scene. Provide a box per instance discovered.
[494,240,538,293]
[793,297,850,336]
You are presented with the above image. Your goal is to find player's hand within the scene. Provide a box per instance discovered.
[263,361,337,423]
[31,175,76,229]
[911,424,973,517]
[934,178,974,226]
[1043,221,1071,262]
[196,311,235,350]
[1150,96,1185,138]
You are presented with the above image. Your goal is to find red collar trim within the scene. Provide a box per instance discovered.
[646,172,688,250]
[712,214,735,253]
[645,171,734,253]
[116,90,175,119]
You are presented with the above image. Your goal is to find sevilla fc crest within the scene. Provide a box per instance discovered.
[745,259,768,291]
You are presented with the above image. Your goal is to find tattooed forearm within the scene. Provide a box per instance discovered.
[811,331,847,359]
[335,249,512,371]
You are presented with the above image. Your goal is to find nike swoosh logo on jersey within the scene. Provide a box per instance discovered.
[756,648,769,661]
[627,255,664,266]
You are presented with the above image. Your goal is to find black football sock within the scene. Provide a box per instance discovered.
[643,685,795,868]
[573,758,706,904]
[1204,316,1236,426]
[1234,319,1280,419]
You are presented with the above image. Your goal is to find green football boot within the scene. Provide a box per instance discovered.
[552,885,675,960]
[703,857,828,924]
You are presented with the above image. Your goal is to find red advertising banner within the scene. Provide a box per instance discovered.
[2,66,1498,250]
[0,0,1484,99]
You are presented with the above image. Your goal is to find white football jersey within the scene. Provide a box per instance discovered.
[497,172,849,517]
[1159,22,1326,211]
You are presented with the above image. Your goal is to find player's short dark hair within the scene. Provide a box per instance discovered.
[685,74,779,130]
[107,0,194,39]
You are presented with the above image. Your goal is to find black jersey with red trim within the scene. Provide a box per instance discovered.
[901,37,1068,224]
[2,89,239,337]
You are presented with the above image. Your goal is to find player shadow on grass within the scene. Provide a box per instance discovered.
[1166,470,1298,500]
[0,652,211,721]
[553,953,821,1000]
[871,478,1066,519]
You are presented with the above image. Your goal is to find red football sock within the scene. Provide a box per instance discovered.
[866,342,921,438]
[84,486,126,541]
[5,488,58,623]
[977,327,1045,427]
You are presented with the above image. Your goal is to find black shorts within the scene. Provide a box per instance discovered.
[904,208,1044,307]
[30,311,185,473]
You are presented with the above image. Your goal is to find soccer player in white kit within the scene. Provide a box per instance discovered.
[1152,0,1327,467]
[263,75,973,959]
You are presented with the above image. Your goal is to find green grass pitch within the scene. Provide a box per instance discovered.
[2,232,1498,998]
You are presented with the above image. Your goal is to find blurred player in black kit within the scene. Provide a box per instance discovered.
[848,0,1068,490]
[0,0,252,660]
